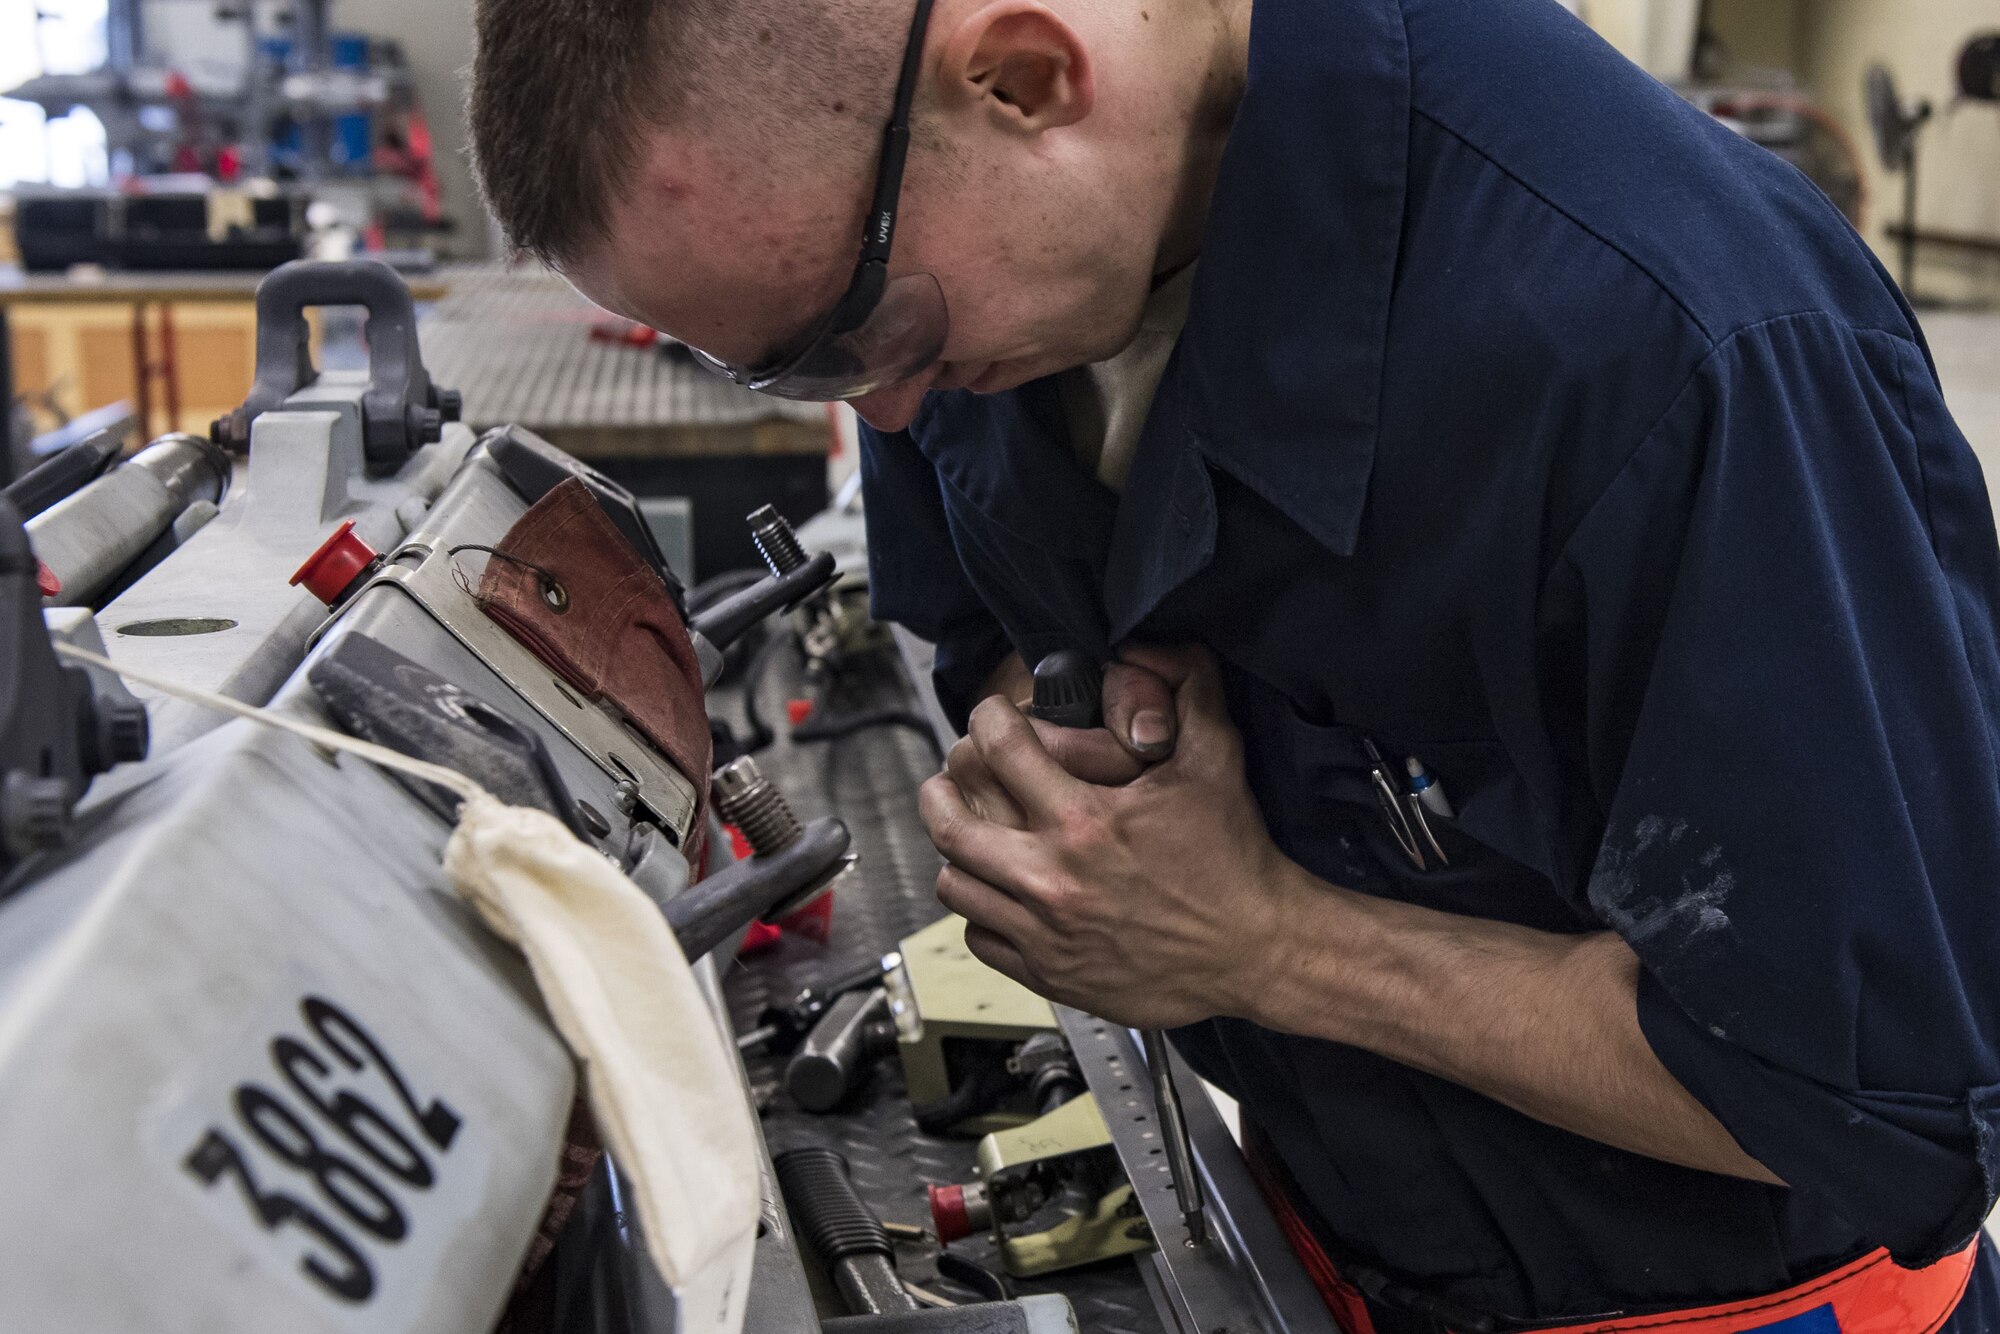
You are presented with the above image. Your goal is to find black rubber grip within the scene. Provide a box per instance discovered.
[664,816,851,960]
[688,550,838,653]
[1027,650,1101,730]
[774,1146,893,1264]
[4,429,120,520]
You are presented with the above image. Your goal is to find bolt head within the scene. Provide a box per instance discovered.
[102,698,150,767]
[406,404,443,443]
[712,756,765,803]
[611,781,640,816]
[210,411,251,450]
[573,800,611,838]
[3,772,72,857]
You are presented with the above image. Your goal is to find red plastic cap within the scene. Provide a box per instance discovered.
[290,521,380,607]
[35,561,60,599]
[777,886,835,944]
[737,919,784,957]
[929,1184,974,1244]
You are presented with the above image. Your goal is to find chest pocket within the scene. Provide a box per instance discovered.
[1250,705,1594,935]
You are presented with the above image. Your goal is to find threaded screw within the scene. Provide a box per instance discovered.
[712,756,803,856]
[747,505,808,577]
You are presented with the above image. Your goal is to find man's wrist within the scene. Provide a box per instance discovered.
[1219,855,1375,1035]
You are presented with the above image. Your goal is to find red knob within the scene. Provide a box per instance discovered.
[928,1183,975,1244]
[290,520,381,607]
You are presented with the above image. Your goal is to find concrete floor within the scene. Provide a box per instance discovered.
[1927,312,2000,517]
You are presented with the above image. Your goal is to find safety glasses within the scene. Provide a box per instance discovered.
[688,0,947,401]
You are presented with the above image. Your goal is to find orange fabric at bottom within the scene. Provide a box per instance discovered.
[1242,1130,1380,1334]
[1242,1131,1977,1334]
[1546,1243,1978,1334]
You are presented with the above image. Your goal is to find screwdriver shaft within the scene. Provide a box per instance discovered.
[1142,1028,1207,1246]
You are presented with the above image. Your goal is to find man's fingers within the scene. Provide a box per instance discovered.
[935,863,1043,944]
[918,772,1043,887]
[1028,718,1148,785]
[1163,645,1241,771]
[966,695,1083,822]
[1115,642,1215,692]
[1110,644,1241,778]
[1102,661,1178,762]
[978,652,1034,710]
[1169,644,1228,723]
[945,737,1029,828]
[962,922,1039,993]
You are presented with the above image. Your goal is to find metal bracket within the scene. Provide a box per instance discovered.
[308,632,590,838]
[308,463,699,844]
[1053,1007,1340,1334]
[369,549,696,841]
[217,260,461,475]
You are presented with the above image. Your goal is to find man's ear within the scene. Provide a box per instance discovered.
[937,0,1094,135]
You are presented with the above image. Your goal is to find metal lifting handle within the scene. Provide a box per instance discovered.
[215,259,461,475]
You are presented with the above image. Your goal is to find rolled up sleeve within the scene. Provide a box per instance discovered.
[1557,313,2000,1263]
[858,423,1013,730]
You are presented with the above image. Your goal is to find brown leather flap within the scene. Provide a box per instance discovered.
[476,477,711,855]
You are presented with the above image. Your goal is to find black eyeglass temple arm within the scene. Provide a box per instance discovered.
[859,0,936,265]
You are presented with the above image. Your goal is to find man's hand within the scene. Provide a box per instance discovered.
[948,649,1183,827]
[922,645,1298,1028]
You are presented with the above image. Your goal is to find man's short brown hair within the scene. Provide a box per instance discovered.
[470,0,900,267]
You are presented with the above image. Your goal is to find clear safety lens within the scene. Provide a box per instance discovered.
[690,271,948,403]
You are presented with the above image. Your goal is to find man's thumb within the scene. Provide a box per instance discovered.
[1102,660,1179,761]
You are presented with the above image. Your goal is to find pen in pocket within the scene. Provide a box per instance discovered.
[1403,756,1450,867]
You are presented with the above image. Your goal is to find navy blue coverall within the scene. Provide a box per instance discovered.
[856,0,2000,1326]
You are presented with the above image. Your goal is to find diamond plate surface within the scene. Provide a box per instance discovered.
[718,642,1164,1334]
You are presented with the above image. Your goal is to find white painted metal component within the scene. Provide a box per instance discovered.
[42,608,144,715]
[0,373,590,1333]
[0,686,574,1333]
[0,340,798,1333]
[94,375,474,756]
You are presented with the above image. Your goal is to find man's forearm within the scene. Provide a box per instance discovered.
[1243,860,1784,1186]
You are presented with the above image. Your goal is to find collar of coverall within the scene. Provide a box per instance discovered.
[907,0,1412,561]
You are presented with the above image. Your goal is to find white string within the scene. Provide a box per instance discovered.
[53,642,488,807]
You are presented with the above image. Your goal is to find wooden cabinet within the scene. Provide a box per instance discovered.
[8,299,261,441]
